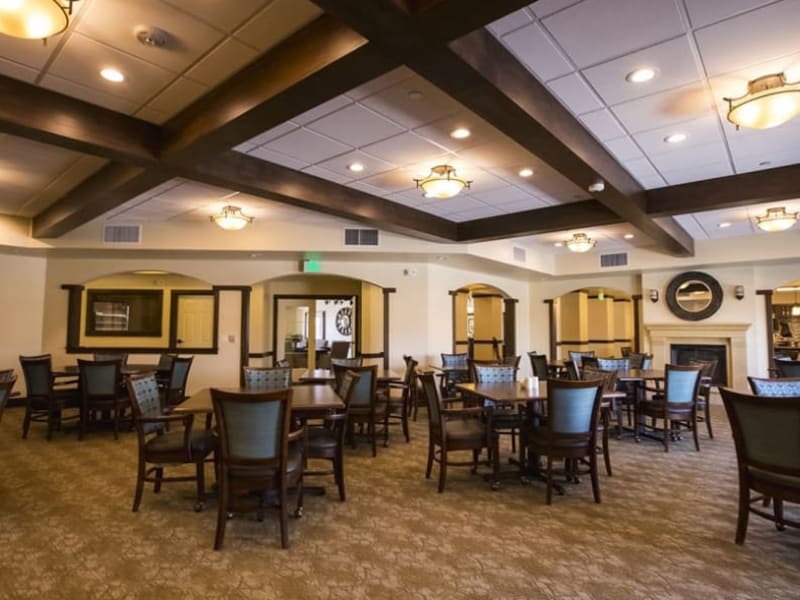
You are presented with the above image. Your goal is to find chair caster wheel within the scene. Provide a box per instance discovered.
[294,507,304,518]
[194,502,205,512]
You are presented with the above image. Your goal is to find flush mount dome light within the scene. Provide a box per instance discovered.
[414,164,471,199]
[211,205,253,230]
[724,73,800,129]
[565,233,596,253]
[755,206,798,232]
[0,0,78,40]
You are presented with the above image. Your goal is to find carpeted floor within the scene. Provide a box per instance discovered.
[1,402,798,599]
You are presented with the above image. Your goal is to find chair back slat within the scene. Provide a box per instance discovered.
[596,358,629,372]
[441,353,468,369]
[581,366,619,395]
[748,376,800,397]
[93,352,128,366]
[568,351,596,367]
[418,372,443,427]
[0,376,17,422]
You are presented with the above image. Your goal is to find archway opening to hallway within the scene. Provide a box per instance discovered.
[451,283,516,361]
[769,279,800,360]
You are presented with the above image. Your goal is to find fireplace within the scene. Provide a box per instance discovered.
[670,344,727,386]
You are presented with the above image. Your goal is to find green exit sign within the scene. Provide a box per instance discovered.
[303,259,320,273]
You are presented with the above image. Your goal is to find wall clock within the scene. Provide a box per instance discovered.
[335,306,352,335]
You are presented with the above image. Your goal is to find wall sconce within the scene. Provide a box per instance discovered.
[649,289,659,303]
[734,285,745,300]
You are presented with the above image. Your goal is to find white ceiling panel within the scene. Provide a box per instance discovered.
[184,38,260,88]
[500,22,573,82]
[146,77,209,117]
[610,82,715,133]
[671,214,708,239]
[413,113,498,153]
[632,115,726,157]
[684,0,776,28]
[0,56,39,83]
[530,0,582,19]
[292,96,353,126]
[163,0,269,33]
[582,36,702,106]
[314,150,396,179]
[579,109,627,142]
[355,169,419,194]
[490,195,550,213]
[547,73,603,115]
[239,122,299,150]
[540,0,685,68]
[306,104,406,147]
[0,29,56,70]
[40,74,140,114]
[359,76,458,128]
[232,0,322,51]
[301,165,353,185]
[470,185,540,207]
[449,206,505,222]
[487,9,533,37]
[385,190,426,208]
[604,137,644,162]
[648,140,729,172]
[360,132,445,166]
[247,146,308,170]
[264,129,352,163]
[659,159,734,186]
[622,157,665,188]
[345,68,413,102]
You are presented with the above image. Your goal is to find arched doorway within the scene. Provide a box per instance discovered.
[450,283,517,361]
[767,280,800,360]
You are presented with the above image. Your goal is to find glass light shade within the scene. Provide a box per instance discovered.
[755,206,797,232]
[0,0,75,40]
[565,233,596,253]
[414,164,471,199]
[725,73,800,129]
[792,304,800,317]
[211,205,253,230]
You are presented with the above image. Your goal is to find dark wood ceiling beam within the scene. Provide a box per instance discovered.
[457,200,621,242]
[646,164,800,217]
[32,164,171,238]
[180,152,457,242]
[0,75,160,164]
[411,0,537,43]
[161,15,399,162]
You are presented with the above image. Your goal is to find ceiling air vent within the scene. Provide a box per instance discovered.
[344,228,379,246]
[513,246,526,263]
[600,252,628,268]
[103,224,141,244]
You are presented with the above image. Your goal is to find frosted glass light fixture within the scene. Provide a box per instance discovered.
[724,73,800,130]
[211,205,253,230]
[414,164,471,199]
[0,0,78,41]
[565,233,596,253]
[755,206,797,232]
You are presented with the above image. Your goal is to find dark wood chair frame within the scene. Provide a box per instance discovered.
[637,364,703,452]
[77,358,130,440]
[333,364,380,457]
[19,354,79,441]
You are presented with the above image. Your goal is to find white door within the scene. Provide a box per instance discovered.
[175,294,215,349]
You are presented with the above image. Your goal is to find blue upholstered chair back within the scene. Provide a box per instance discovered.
[243,366,291,390]
[19,354,53,397]
[419,372,442,427]
[331,357,362,368]
[441,353,468,369]
[169,357,193,391]
[664,365,702,404]
[78,359,120,396]
[548,384,600,434]
[596,358,630,372]
[627,352,652,370]
[747,376,800,397]
[343,365,377,409]
[528,353,549,379]
[474,365,517,383]
[128,374,165,434]
[568,351,595,367]
[213,389,290,461]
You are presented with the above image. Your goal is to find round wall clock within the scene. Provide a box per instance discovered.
[335,306,352,335]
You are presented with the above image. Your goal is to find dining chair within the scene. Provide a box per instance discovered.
[242,366,291,390]
[274,359,291,368]
[747,376,800,396]
[440,352,470,393]
[211,386,305,550]
[162,356,193,407]
[472,364,520,454]
[689,358,717,438]
[0,374,17,425]
[773,358,800,377]
[637,364,703,452]
[418,371,493,493]
[521,378,604,504]
[331,357,362,368]
[126,373,216,513]
[93,352,129,367]
[380,356,417,444]
[335,364,380,456]
[627,352,653,370]
[528,352,550,380]
[568,350,596,367]
[77,358,130,440]
[581,366,622,476]
[306,370,361,501]
[18,354,79,440]
[718,387,800,544]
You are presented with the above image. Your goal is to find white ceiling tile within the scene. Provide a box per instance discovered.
[530,0,583,18]
[385,189,426,207]
[242,121,300,148]
[494,196,550,212]
[582,36,703,106]
[634,173,669,189]
[346,180,385,196]
[464,168,512,193]
[46,33,175,104]
[660,159,734,186]
[302,165,352,185]
[579,109,627,141]
[358,169,421,194]
[499,22,573,82]
[684,0,775,28]
[162,0,269,32]
[610,82,716,133]
[419,196,487,215]
[184,38,259,87]
[361,132,445,166]
[632,114,726,157]
[306,104,405,147]
[359,75,458,128]
[413,113,498,153]
[487,9,533,36]
[19,154,109,216]
[293,96,353,126]
[265,128,351,163]
[247,147,309,170]
[455,141,531,170]
[448,206,505,222]
[314,150,396,179]
[648,140,730,172]
[471,185,538,206]
[0,30,56,70]
[547,73,603,115]
[146,77,209,117]
[541,0,685,68]
[694,0,800,76]
[622,156,663,183]
[135,105,171,124]
[40,74,140,114]
[345,67,413,101]
[725,119,800,165]
[0,56,38,83]
[605,136,644,162]
[76,0,225,73]
[233,0,322,51]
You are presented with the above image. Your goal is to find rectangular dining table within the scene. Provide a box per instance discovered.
[292,368,401,385]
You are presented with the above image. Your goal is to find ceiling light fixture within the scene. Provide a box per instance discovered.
[626,67,656,83]
[0,0,78,41]
[518,167,534,177]
[347,162,364,172]
[211,205,253,230]
[450,128,471,139]
[793,289,800,317]
[565,233,596,253]
[100,67,124,83]
[724,73,800,129]
[414,164,471,199]
[664,132,687,144]
[624,233,635,239]
[718,222,731,229]
[755,206,798,232]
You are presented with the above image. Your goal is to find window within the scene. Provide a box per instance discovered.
[85,290,163,337]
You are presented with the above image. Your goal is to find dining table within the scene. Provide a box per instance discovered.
[614,368,665,440]
[53,363,165,378]
[292,367,402,385]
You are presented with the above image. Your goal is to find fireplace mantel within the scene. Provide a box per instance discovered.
[645,323,750,389]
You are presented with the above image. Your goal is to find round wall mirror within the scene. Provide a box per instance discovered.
[665,271,723,321]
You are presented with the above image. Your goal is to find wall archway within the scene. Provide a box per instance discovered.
[450,282,517,361]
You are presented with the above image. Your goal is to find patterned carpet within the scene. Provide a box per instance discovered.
[1,401,799,600]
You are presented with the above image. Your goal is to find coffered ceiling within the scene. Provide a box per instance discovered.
[0,0,798,258]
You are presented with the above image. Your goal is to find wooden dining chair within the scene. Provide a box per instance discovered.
[162,356,193,407]
[527,352,550,380]
[689,358,717,438]
[472,364,520,454]
[19,354,79,440]
[0,374,17,425]
[637,364,703,452]
[380,356,416,444]
[581,366,622,476]
[77,358,130,440]
[747,376,800,396]
[242,366,291,389]
[334,364,380,456]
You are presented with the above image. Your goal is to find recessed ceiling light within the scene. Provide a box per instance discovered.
[626,67,656,83]
[450,128,471,139]
[348,162,364,172]
[718,222,732,228]
[408,90,423,100]
[553,242,563,247]
[518,168,534,177]
[664,132,687,144]
[623,233,635,239]
[100,68,125,83]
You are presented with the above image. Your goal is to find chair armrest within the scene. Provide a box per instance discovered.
[387,381,407,390]
[288,426,306,443]
[441,406,485,418]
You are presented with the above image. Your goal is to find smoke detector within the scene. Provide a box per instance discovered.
[135,26,169,48]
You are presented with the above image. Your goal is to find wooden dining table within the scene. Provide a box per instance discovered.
[292,367,402,385]
[53,363,164,377]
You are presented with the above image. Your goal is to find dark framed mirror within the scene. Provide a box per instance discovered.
[666,271,724,321]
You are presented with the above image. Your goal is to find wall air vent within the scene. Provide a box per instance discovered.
[513,246,526,263]
[600,252,628,268]
[344,228,379,246]
[103,224,141,244]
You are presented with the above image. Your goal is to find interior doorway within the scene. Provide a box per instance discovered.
[450,284,516,360]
